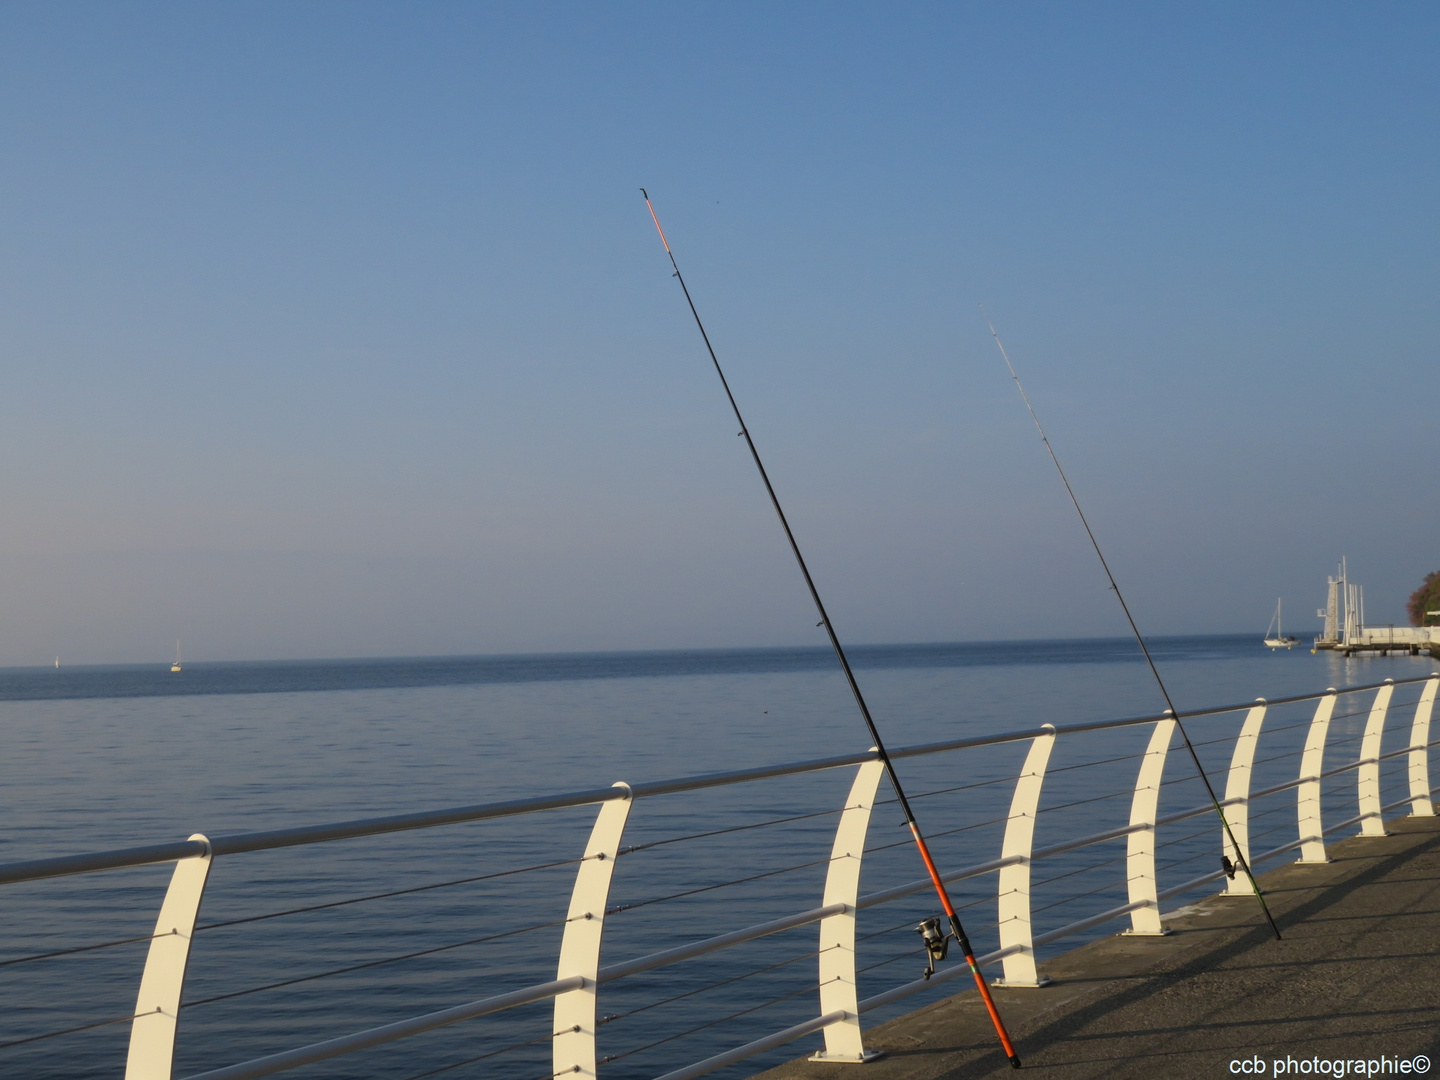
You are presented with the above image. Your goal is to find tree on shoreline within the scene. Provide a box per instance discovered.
[1408,570,1440,626]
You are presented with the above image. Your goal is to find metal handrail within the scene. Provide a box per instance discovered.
[3,675,1430,887]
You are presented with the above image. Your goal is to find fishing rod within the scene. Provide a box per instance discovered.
[984,314,1282,942]
[640,190,1023,1069]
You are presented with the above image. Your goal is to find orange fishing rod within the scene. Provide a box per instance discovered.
[641,190,1022,1069]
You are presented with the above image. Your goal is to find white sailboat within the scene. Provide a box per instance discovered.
[1263,599,1298,650]
[171,640,182,673]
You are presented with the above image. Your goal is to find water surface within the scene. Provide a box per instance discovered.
[2,636,1431,1079]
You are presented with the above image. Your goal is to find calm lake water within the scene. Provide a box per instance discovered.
[2,636,1433,1079]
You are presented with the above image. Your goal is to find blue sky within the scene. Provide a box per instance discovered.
[0,3,1436,663]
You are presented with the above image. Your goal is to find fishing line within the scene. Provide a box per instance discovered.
[641,190,1022,1069]
[984,314,1282,942]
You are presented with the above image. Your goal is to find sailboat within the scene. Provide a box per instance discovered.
[1263,599,1298,650]
[171,640,182,673]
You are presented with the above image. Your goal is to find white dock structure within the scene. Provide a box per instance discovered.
[1314,558,1440,656]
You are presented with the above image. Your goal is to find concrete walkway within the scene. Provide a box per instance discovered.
[754,815,1440,1080]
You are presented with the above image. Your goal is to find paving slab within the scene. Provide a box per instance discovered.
[752,815,1440,1080]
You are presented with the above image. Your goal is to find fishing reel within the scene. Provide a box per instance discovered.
[915,916,954,980]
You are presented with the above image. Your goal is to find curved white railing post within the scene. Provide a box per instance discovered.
[996,725,1056,985]
[1125,717,1175,935]
[811,758,885,1063]
[553,785,632,1080]
[1297,690,1338,863]
[1357,681,1395,837]
[1409,675,1438,817]
[1221,701,1267,896]
[125,834,213,1080]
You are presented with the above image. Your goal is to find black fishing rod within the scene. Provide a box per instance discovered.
[984,314,1281,942]
[641,190,1022,1069]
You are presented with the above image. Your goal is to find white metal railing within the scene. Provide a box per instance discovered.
[0,673,1436,1080]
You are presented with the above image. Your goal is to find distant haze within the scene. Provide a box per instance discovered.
[0,3,1435,665]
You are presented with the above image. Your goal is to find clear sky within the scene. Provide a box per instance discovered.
[1,2,1436,664]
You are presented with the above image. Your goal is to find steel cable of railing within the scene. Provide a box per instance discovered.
[0,1010,145,1051]
[1031,847,1131,891]
[1326,729,1372,750]
[1250,814,1302,841]
[598,946,826,1029]
[1030,872,1137,918]
[1238,804,1296,835]
[856,915,929,944]
[1247,818,1306,847]
[1153,820,1219,850]
[1276,700,1374,729]
[874,770,1025,806]
[1034,788,1133,816]
[911,772,1026,798]
[1250,745,1311,769]
[1031,852,1163,898]
[0,929,164,968]
[181,917,568,1010]
[863,813,1012,857]
[598,978,830,1067]
[857,932,1000,983]
[866,911,1003,951]
[1044,748,1151,776]
[856,949,926,978]
[395,1028,558,1080]
[617,806,846,857]
[196,856,584,932]
[856,913,1006,979]
[1154,833,1229,872]
[1157,845,1235,877]
[605,857,832,916]
[856,889,994,945]
[859,922,1000,981]
[1245,799,1300,824]
[1326,705,1382,727]
[1250,716,1323,739]
[1268,700,1383,735]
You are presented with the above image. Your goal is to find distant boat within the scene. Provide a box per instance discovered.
[171,640,182,673]
[1264,599,1298,650]
[54,656,59,669]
